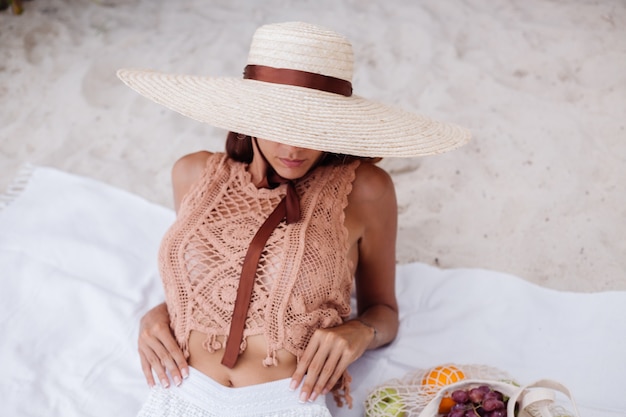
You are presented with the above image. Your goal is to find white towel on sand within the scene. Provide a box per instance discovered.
[0,167,624,417]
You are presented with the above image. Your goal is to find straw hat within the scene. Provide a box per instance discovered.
[117,21,470,158]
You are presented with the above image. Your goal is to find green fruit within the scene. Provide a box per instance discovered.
[366,387,406,417]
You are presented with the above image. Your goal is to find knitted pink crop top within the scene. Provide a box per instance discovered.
[158,152,359,371]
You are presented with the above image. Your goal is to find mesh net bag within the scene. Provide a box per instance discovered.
[363,363,579,417]
[364,363,514,417]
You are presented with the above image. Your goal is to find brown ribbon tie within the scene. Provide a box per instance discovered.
[243,64,353,97]
[220,67,335,368]
[221,180,300,368]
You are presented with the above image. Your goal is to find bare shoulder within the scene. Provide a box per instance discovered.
[172,151,212,180]
[349,161,396,204]
[171,151,213,212]
[345,161,397,237]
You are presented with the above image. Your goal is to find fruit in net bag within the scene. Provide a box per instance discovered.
[440,385,509,417]
[365,387,406,417]
[421,365,466,388]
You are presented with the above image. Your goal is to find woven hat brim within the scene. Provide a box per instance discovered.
[117,69,471,158]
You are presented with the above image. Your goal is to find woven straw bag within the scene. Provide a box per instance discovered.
[364,364,580,417]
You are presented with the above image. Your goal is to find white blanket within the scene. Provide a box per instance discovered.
[1,167,624,417]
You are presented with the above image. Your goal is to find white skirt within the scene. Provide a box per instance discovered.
[136,367,332,417]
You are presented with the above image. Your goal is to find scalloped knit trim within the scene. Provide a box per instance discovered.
[0,164,36,212]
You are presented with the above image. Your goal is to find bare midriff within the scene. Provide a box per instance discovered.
[188,330,298,387]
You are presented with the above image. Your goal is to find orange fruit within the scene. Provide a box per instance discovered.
[438,396,456,414]
[421,365,466,387]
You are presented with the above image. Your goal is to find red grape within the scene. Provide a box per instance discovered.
[468,387,486,403]
[482,398,505,412]
[451,389,470,403]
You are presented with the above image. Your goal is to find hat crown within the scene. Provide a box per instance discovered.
[246,22,354,83]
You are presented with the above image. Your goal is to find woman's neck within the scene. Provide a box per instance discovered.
[247,155,268,188]
[247,138,275,188]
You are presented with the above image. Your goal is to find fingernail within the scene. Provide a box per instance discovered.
[309,392,317,402]
[174,376,182,386]
[160,378,170,388]
[299,392,308,403]
[289,379,298,391]
[182,368,190,379]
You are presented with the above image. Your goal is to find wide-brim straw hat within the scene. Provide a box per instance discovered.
[117,21,470,158]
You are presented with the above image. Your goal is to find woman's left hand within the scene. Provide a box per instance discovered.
[290,319,375,403]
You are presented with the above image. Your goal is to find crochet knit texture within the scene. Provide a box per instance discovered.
[158,153,359,406]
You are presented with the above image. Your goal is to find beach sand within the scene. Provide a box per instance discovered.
[1,0,625,292]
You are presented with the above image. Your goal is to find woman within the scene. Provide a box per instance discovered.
[118,21,469,417]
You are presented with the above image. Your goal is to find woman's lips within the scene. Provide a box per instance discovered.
[279,158,305,168]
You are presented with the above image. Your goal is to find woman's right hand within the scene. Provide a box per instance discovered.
[138,153,206,388]
[138,302,189,388]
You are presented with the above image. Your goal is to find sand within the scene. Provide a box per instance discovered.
[1,0,625,292]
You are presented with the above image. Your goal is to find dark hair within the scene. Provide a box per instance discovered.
[225,132,380,166]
